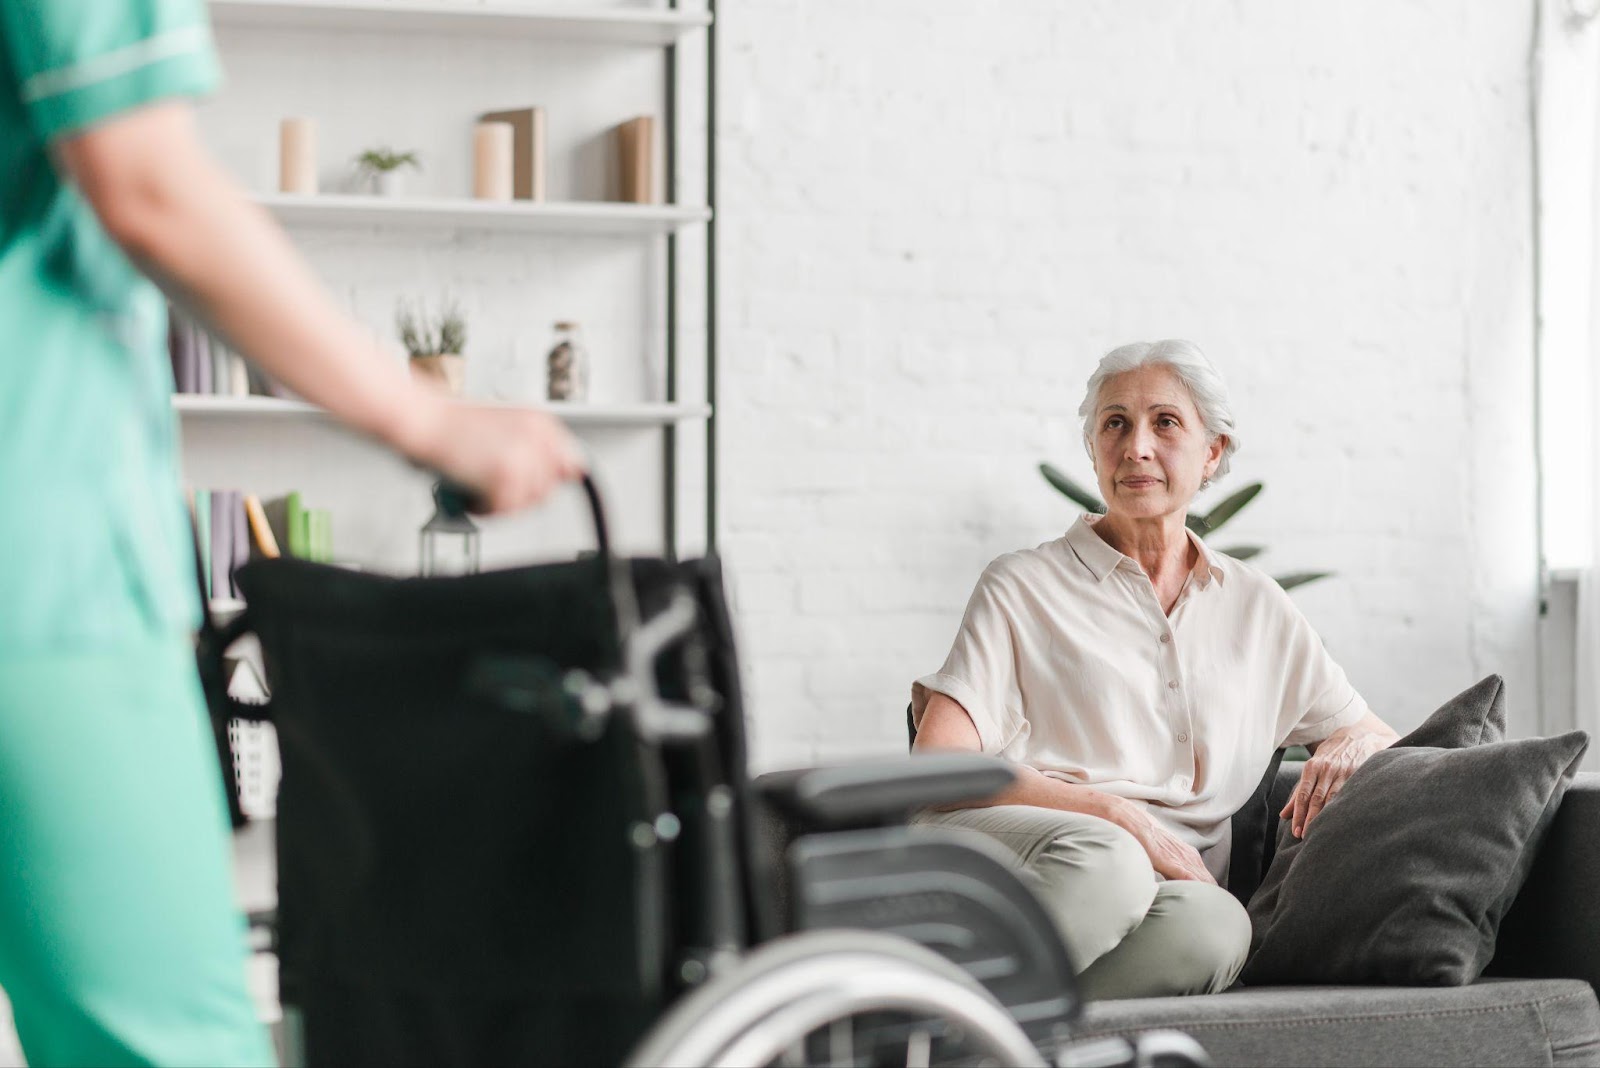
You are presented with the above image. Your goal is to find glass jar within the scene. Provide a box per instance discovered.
[546,321,588,402]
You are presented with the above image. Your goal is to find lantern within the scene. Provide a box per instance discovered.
[419,482,480,577]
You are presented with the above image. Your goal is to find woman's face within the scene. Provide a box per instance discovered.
[1090,364,1224,524]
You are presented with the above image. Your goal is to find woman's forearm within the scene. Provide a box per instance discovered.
[57,102,440,454]
[1307,709,1398,754]
[942,761,1130,827]
[914,691,1132,827]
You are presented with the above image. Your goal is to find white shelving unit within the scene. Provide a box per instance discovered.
[175,393,711,426]
[258,193,710,236]
[210,0,711,47]
[189,0,718,564]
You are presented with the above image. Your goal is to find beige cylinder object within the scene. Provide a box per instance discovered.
[279,117,318,195]
[473,121,514,201]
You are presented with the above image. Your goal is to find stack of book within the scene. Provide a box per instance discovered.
[168,305,288,398]
[189,489,333,601]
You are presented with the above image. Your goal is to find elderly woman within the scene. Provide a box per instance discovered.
[911,339,1397,1001]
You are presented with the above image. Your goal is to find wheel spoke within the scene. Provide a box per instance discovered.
[829,1016,851,1067]
[906,1027,931,1068]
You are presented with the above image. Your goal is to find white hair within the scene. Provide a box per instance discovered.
[1077,339,1240,484]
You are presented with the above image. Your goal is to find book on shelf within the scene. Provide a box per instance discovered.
[244,495,281,559]
[167,304,289,400]
[615,115,657,204]
[192,488,211,598]
[186,488,334,611]
[194,322,212,395]
[260,492,333,564]
[230,490,249,598]
[480,106,546,201]
[209,490,234,601]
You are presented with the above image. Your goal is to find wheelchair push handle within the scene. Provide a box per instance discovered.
[434,471,612,561]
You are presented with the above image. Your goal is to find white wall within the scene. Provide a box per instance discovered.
[717,1,1542,769]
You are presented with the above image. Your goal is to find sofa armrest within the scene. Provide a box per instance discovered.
[1487,773,1600,989]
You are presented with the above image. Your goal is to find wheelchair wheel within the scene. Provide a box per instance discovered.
[625,930,1046,1067]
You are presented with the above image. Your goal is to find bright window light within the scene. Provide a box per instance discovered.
[1539,287,1595,573]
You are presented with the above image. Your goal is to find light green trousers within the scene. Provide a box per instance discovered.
[0,635,275,1067]
[914,805,1250,1001]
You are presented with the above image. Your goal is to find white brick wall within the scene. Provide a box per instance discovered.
[718,1,1540,770]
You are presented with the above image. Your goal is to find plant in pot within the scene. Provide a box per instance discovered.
[355,147,420,196]
[1038,462,1332,591]
[398,298,466,396]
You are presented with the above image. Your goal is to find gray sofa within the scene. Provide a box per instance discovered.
[1072,765,1600,1067]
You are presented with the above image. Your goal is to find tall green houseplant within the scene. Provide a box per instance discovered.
[1039,463,1331,592]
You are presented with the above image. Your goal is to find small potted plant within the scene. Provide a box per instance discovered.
[355,146,420,196]
[398,298,466,395]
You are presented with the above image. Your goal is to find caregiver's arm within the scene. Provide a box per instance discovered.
[54,101,581,513]
[915,691,1215,883]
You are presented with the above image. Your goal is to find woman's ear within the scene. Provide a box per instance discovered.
[1206,434,1227,475]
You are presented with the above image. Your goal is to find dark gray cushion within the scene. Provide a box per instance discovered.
[1489,774,1600,990]
[1242,730,1589,986]
[1393,673,1509,749]
[1247,675,1509,937]
[1074,978,1600,1068]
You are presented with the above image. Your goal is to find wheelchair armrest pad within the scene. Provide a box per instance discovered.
[753,754,1015,827]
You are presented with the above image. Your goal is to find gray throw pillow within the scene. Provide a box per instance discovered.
[1394,673,1508,749]
[1241,729,1589,986]
[1247,674,1509,939]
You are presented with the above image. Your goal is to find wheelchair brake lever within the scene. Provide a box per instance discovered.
[625,589,701,679]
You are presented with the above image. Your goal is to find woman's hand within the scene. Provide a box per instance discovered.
[1281,714,1397,838]
[1106,796,1216,884]
[396,394,587,514]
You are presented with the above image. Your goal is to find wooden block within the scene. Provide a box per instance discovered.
[479,106,546,202]
[615,115,656,204]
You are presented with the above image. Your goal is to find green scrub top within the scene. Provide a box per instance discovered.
[0,0,220,649]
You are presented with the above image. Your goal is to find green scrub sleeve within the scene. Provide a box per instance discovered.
[1,0,220,143]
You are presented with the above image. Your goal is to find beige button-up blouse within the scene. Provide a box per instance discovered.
[912,513,1370,881]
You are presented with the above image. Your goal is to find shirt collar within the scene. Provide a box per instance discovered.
[1064,513,1227,589]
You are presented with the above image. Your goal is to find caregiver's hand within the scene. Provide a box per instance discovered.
[1108,797,1216,885]
[395,394,586,514]
[1281,714,1398,838]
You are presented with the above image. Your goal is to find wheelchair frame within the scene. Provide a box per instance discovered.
[214,476,1207,1068]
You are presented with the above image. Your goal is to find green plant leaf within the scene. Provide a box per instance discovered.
[1217,545,1263,560]
[1039,463,1103,512]
[1184,513,1210,535]
[1274,571,1332,591]
[1201,482,1262,533]
[356,147,421,173]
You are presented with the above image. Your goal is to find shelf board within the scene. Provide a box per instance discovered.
[209,0,712,46]
[257,193,710,235]
[174,394,712,427]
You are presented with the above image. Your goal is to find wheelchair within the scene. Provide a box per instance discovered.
[209,477,1209,1067]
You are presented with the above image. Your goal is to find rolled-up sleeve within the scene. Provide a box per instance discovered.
[2,0,219,143]
[912,561,1029,754]
[1270,588,1371,748]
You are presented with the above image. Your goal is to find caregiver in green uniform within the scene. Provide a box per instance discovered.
[0,2,583,1064]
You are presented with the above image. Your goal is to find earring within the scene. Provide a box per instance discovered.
[1201,477,1212,489]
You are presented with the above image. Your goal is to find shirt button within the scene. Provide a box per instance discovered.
[1177,732,1189,743]
[1160,634,1172,644]
[1168,680,1179,690]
